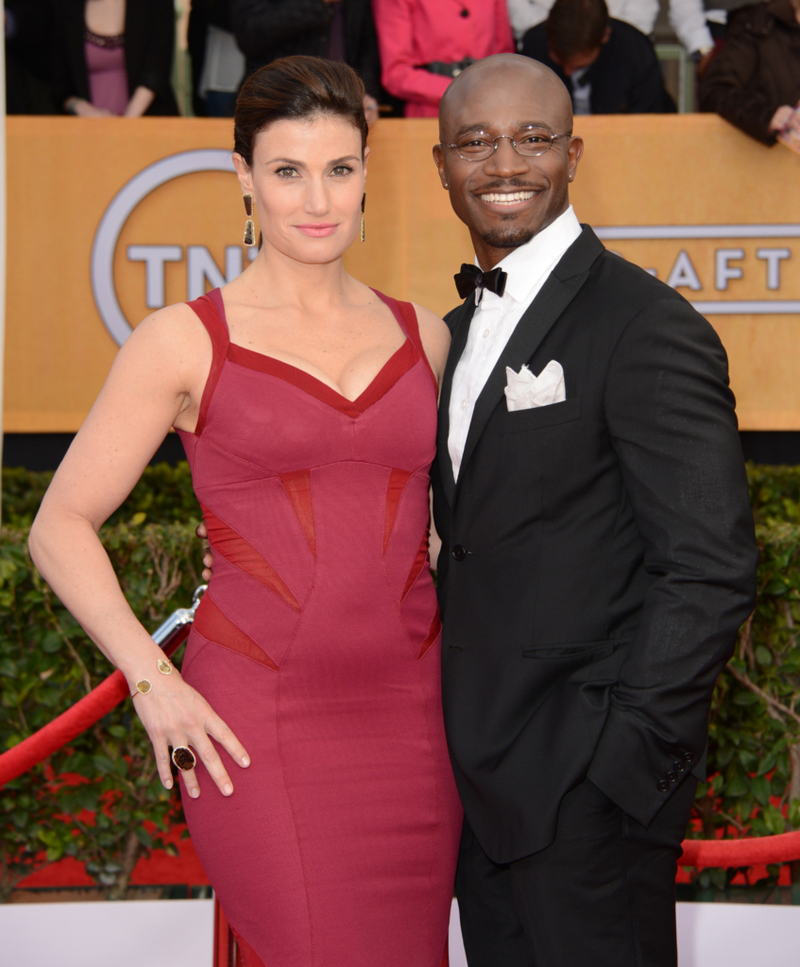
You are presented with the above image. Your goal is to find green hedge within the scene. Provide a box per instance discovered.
[0,507,203,900]
[2,462,800,899]
[1,462,200,530]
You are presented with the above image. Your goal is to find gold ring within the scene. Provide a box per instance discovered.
[171,746,197,772]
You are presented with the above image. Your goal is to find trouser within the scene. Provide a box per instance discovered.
[455,776,697,967]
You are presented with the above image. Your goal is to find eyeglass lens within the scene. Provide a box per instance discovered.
[454,128,563,161]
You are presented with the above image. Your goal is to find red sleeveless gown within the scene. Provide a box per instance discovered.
[175,288,462,967]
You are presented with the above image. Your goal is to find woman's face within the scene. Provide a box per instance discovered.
[234,113,367,265]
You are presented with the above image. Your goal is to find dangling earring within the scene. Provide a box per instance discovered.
[360,192,366,243]
[243,193,255,247]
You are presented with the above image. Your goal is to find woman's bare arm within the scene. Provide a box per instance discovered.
[29,304,249,797]
[123,85,156,118]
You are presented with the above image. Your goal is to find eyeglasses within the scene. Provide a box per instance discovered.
[440,127,572,162]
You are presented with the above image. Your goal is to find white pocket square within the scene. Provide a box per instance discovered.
[504,360,566,411]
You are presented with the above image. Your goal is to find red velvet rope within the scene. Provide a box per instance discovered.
[3,621,800,870]
[680,830,800,867]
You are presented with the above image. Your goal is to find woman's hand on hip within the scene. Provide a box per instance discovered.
[132,672,250,798]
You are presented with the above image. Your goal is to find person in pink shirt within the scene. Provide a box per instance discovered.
[373,0,515,116]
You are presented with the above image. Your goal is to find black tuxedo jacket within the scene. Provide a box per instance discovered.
[522,19,675,115]
[431,227,758,864]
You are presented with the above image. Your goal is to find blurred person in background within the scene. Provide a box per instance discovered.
[698,0,800,144]
[508,0,718,70]
[522,0,675,113]
[6,0,56,113]
[230,0,381,125]
[188,0,245,117]
[372,0,515,117]
[51,0,178,117]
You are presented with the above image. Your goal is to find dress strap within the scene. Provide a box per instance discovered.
[372,289,438,392]
[186,289,230,436]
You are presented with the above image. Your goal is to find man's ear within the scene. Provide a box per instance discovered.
[232,152,254,195]
[432,144,449,189]
[601,26,611,45]
[567,136,584,182]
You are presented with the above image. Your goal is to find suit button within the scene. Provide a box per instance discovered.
[674,760,685,773]
[666,771,677,783]
[452,545,467,561]
[657,780,670,793]
[683,751,695,763]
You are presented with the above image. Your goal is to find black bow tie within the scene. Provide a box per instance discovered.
[454,263,508,300]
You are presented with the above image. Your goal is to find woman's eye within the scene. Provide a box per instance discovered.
[276,166,298,177]
[332,165,354,176]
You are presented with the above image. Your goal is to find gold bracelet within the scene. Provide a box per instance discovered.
[132,657,174,696]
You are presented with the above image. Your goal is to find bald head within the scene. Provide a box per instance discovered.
[439,54,573,141]
[432,52,583,269]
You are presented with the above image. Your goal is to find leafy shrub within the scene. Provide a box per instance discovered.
[3,461,800,899]
[690,518,800,895]
[0,517,203,900]
[2,462,199,530]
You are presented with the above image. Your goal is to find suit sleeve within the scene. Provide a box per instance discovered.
[697,17,777,144]
[667,0,713,55]
[136,0,176,101]
[230,0,332,61]
[349,0,382,98]
[586,295,758,828]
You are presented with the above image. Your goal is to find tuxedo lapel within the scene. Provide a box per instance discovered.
[457,227,605,488]
[436,299,475,506]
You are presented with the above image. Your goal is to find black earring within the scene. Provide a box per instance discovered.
[360,192,366,243]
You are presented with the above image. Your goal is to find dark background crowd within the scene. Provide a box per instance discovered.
[4,0,800,145]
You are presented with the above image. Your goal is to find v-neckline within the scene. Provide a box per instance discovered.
[210,288,419,418]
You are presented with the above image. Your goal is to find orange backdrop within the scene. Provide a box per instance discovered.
[5,114,800,432]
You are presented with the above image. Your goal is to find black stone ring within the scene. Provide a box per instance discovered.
[171,746,197,772]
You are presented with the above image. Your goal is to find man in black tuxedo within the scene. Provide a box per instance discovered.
[430,54,758,966]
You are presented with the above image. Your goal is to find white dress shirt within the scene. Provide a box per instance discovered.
[447,206,582,481]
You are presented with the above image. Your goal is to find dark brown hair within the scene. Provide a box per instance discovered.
[546,0,609,60]
[234,56,368,165]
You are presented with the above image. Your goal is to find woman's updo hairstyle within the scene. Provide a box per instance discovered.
[234,56,368,166]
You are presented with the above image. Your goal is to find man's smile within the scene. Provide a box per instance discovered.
[477,189,538,206]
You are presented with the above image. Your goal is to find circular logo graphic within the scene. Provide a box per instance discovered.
[91,149,235,346]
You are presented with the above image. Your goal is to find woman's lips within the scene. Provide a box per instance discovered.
[295,223,339,237]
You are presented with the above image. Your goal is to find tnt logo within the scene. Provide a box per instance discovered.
[91,150,251,347]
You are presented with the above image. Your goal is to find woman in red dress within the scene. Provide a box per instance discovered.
[30,56,461,966]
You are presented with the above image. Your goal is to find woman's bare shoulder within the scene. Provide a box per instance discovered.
[126,301,210,347]
[410,302,450,380]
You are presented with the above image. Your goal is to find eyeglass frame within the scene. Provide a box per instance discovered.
[439,128,573,162]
